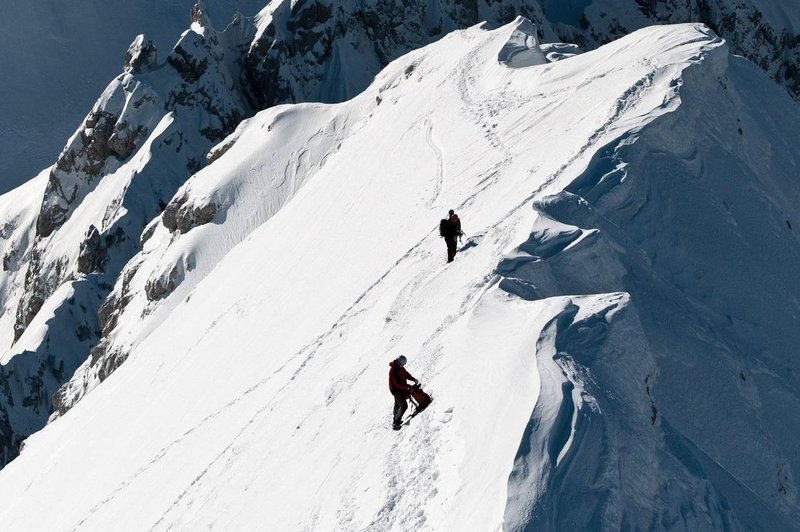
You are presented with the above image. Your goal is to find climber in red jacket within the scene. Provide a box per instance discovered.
[388,355,418,430]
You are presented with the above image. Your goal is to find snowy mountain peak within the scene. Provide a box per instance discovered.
[0,1,799,529]
[1,16,797,529]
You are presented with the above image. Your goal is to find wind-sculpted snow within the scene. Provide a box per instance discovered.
[55,102,348,412]
[498,43,800,528]
[497,18,548,68]
[2,19,796,530]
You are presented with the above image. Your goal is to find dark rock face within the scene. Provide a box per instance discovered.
[162,193,217,234]
[145,264,181,301]
[107,121,146,160]
[0,5,260,469]
[164,15,252,143]
[36,99,151,239]
[634,1,799,99]
[19,7,253,342]
[13,248,65,341]
[243,0,498,108]
[190,2,209,26]
[77,225,107,274]
[1,278,101,465]
[47,0,800,425]
[167,38,210,83]
[562,0,799,100]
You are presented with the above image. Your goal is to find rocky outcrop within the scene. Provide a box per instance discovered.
[13,248,65,341]
[17,6,256,338]
[123,34,157,74]
[242,1,541,108]
[144,264,181,301]
[165,11,253,143]
[1,279,101,464]
[48,0,800,429]
[162,193,217,234]
[77,225,106,274]
[36,82,158,239]
[239,0,799,110]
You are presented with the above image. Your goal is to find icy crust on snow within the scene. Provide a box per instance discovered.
[2,21,788,530]
[499,41,800,529]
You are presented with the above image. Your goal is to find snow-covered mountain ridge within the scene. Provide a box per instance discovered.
[1,0,797,428]
[2,0,798,197]
[0,14,798,530]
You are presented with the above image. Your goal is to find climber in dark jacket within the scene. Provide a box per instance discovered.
[389,355,419,430]
[440,209,463,263]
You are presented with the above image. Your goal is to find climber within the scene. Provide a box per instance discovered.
[389,355,419,430]
[439,209,463,263]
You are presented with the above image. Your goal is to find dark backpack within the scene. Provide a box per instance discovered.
[439,219,452,237]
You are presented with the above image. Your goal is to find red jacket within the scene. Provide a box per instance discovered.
[389,360,417,394]
[449,214,462,235]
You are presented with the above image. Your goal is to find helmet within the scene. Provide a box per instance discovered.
[396,355,407,366]
[448,209,454,215]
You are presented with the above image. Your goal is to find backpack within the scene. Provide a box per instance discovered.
[439,219,451,237]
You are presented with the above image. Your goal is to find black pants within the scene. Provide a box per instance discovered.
[445,236,457,263]
[393,393,409,426]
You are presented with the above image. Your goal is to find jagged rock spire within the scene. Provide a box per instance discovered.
[123,34,157,74]
[190,1,212,32]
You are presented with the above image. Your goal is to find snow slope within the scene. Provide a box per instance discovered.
[0,17,798,530]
